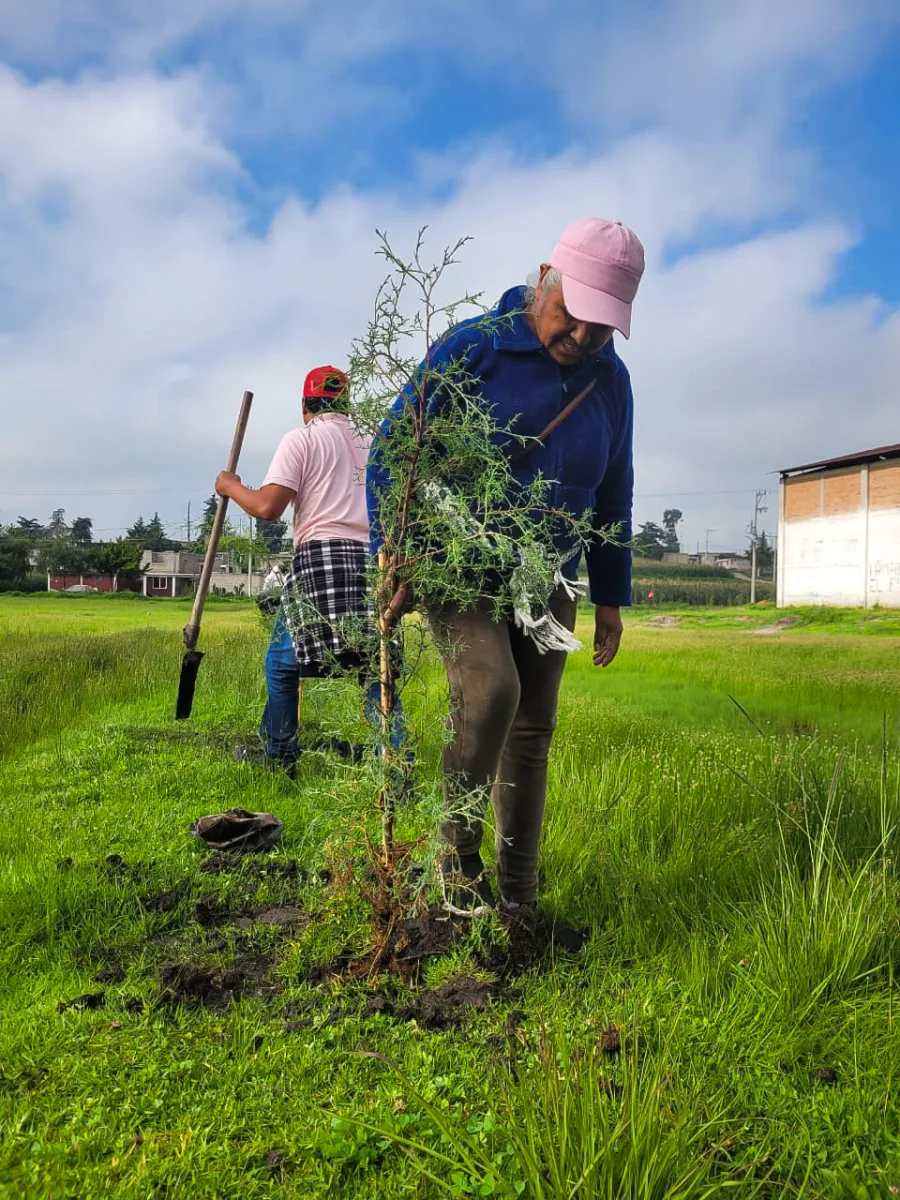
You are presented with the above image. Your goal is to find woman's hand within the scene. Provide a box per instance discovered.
[593,605,623,667]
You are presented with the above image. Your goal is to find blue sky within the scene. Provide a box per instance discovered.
[0,0,898,550]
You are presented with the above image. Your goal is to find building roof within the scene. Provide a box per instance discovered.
[780,443,900,477]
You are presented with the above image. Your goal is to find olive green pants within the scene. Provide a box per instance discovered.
[429,589,577,903]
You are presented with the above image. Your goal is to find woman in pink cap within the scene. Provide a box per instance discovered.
[368,218,645,936]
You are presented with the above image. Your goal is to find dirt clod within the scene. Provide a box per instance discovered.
[123,996,145,1014]
[191,899,231,927]
[57,992,106,1014]
[236,905,305,929]
[600,1023,621,1055]
[159,963,231,1009]
[396,909,461,962]
[265,1150,285,1176]
[398,976,494,1031]
[157,955,275,1009]
[92,965,126,984]
[283,1018,314,1033]
[363,994,394,1017]
[815,1066,838,1086]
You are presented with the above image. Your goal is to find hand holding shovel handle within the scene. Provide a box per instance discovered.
[175,389,253,719]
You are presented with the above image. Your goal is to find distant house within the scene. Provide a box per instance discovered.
[139,549,270,597]
[140,549,230,597]
[661,551,747,569]
[777,443,900,608]
[48,572,140,593]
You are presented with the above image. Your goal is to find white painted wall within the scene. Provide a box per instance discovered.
[778,499,900,608]
[867,509,900,606]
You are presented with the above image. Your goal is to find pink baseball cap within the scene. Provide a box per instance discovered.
[550,218,645,339]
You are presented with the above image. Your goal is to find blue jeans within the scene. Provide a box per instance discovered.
[260,612,406,764]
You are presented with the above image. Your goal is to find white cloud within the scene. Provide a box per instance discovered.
[0,2,898,554]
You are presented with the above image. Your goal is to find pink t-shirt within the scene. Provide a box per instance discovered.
[262,413,371,548]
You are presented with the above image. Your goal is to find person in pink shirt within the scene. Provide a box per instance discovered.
[215,365,404,774]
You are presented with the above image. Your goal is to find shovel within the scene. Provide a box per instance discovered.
[176,389,254,720]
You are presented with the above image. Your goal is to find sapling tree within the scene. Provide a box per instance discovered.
[282,231,610,904]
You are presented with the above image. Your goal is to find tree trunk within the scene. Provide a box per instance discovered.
[377,548,396,863]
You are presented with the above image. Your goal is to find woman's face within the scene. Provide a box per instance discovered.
[530,265,613,366]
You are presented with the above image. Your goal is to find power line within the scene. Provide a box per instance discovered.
[634,488,758,499]
[5,485,761,500]
[0,488,198,497]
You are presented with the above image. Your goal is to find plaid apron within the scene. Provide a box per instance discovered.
[280,539,375,675]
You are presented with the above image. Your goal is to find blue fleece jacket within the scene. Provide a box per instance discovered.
[366,285,634,608]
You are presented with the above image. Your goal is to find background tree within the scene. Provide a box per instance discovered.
[143,513,174,551]
[0,530,32,588]
[756,530,774,579]
[125,516,149,546]
[90,538,144,577]
[16,517,45,543]
[256,516,288,553]
[47,508,68,537]
[662,508,683,553]
[36,537,89,575]
[194,493,234,551]
[219,529,267,574]
[70,516,93,547]
[634,521,666,560]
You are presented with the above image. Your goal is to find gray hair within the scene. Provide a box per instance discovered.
[523,266,562,306]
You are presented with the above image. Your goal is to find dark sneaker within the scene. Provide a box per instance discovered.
[233,744,298,780]
[315,738,366,763]
[439,852,496,917]
[497,899,587,953]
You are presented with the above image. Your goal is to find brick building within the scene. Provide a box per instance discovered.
[777,443,900,608]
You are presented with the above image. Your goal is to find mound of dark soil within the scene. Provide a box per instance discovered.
[57,992,106,1013]
[362,975,495,1031]
[92,965,126,984]
[157,955,276,1010]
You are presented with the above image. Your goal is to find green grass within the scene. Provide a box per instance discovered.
[1,596,900,1198]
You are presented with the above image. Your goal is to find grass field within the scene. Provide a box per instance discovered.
[2,594,900,1198]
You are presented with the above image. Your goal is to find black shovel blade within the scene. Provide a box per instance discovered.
[175,649,205,720]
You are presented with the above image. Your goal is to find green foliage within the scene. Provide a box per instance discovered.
[635,521,666,559]
[15,516,45,543]
[631,559,735,580]
[90,538,143,576]
[633,577,775,605]
[756,529,775,577]
[193,493,235,551]
[70,516,93,546]
[255,516,288,552]
[125,512,176,551]
[662,506,682,552]
[0,530,31,588]
[35,534,90,574]
[47,506,68,536]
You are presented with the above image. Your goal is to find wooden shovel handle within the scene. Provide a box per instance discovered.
[183,390,254,650]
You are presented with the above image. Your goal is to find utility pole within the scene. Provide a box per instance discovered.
[705,528,716,555]
[748,489,768,603]
[186,500,191,545]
